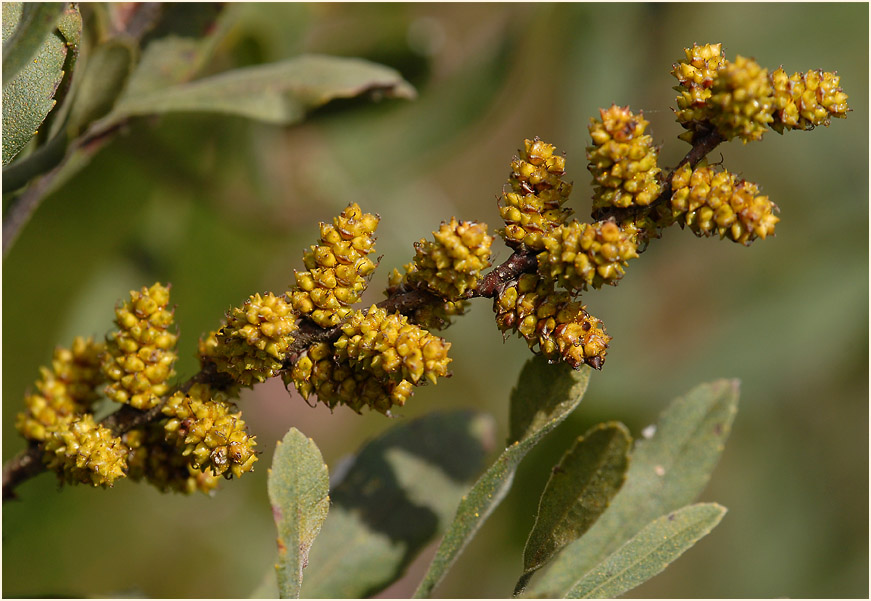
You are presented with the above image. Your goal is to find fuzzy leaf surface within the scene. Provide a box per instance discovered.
[517,422,631,592]
[567,503,727,598]
[2,3,67,165]
[300,410,496,599]
[66,38,136,134]
[120,7,232,99]
[413,357,591,598]
[107,54,416,124]
[527,379,738,597]
[267,428,330,599]
[2,2,66,86]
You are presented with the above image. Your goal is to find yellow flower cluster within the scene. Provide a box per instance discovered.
[16,336,105,442]
[405,218,493,301]
[286,343,413,415]
[499,137,574,250]
[494,274,610,370]
[102,283,177,410]
[587,105,662,210]
[334,305,452,386]
[708,55,774,143]
[673,43,850,144]
[210,292,297,387]
[670,164,779,245]
[289,203,380,327]
[125,426,220,495]
[42,414,128,488]
[538,220,639,292]
[771,68,849,133]
[162,383,258,479]
[672,43,727,127]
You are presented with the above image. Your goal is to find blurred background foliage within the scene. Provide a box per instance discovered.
[3,3,867,598]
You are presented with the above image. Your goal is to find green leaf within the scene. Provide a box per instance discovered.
[53,3,81,47]
[120,36,213,99]
[527,379,739,598]
[105,54,416,125]
[2,2,66,86]
[66,37,137,134]
[516,422,631,595]
[567,503,727,598]
[44,3,82,140]
[413,357,591,598]
[267,428,331,599]
[2,4,67,165]
[120,6,232,100]
[300,410,496,599]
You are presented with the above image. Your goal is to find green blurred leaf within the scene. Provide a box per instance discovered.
[44,3,82,140]
[413,357,591,598]
[122,5,233,100]
[516,422,631,595]
[122,36,215,99]
[2,4,67,166]
[527,380,739,598]
[107,54,416,124]
[66,37,137,134]
[300,410,496,599]
[53,3,80,47]
[567,503,727,598]
[1,2,66,86]
[267,428,330,599]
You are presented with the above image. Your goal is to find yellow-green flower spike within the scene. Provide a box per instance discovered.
[102,283,178,410]
[333,305,452,386]
[708,55,774,143]
[771,67,849,133]
[16,336,107,442]
[498,137,574,250]
[162,383,257,479]
[587,105,662,211]
[289,203,380,327]
[538,220,639,292]
[670,164,780,245]
[493,274,610,369]
[405,218,493,301]
[125,426,220,495]
[43,414,128,487]
[284,343,413,415]
[672,43,727,128]
[211,293,298,388]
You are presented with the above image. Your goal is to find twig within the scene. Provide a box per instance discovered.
[1,128,723,500]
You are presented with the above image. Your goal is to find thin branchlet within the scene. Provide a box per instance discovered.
[0,127,720,501]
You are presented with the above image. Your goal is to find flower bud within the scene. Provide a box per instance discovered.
[406,218,493,301]
[538,220,639,292]
[587,106,662,211]
[284,343,416,415]
[162,384,257,479]
[771,67,849,133]
[493,274,610,369]
[43,414,128,487]
[498,137,574,250]
[102,283,178,410]
[289,203,380,327]
[211,292,298,387]
[670,164,779,244]
[708,55,774,143]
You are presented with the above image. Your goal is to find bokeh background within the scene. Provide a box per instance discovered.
[3,3,868,598]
